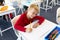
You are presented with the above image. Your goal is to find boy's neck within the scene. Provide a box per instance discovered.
[26,13,31,20]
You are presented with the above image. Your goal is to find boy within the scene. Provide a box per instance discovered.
[14,4,45,32]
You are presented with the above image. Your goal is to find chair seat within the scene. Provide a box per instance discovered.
[0,19,12,30]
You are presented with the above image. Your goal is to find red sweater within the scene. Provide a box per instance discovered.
[14,12,45,32]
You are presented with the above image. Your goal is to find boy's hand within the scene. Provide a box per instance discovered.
[33,23,39,28]
[26,28,32,33]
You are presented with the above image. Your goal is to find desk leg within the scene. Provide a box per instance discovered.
[54,0,60,5]
[57,0,60,5]
[37,2,41,15]
[0,28,3,36]
[17,37,22,40]
[45,0,48,12]
[5,15,9,22]
[53,0,56,6]
[14,10,16,16]
[17,35,22,40]
[43,0,45,8]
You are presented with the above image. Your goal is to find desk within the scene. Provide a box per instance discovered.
[21,0,42,15]
[17,19,60,40]
[0,6,16,16]
[0,5,16,36]
[21,0,42,6]
[21,0,53,12]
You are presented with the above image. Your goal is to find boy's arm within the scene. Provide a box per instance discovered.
[14,14,26,32]
[14,24,26,32]
[32,16,45,28]
[33,16,45,25]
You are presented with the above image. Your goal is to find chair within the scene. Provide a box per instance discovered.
[56,7,60,25]
[40,0,53,12]
[12,1,25,14]
[11,15,24,40]
[11,15,20,37]
[53,0,60,5]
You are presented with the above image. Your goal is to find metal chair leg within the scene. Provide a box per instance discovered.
[18,8,24,14]
[17,8,21,14]
[17,37,22,40]
[0,28,3,36]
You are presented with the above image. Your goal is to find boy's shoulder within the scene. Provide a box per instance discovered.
[20,12,27,18]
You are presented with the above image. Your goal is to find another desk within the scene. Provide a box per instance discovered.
[21,0,42,7]
[0,6,16,36]
[21,0,52,12]
[0,6,16,16]
[21,0,42,15]
[18,19,60,40]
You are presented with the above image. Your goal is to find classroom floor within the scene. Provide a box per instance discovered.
[0,5,60,40]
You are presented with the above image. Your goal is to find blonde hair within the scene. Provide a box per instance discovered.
[28,4,39,12]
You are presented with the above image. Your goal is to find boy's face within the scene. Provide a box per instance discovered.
[28,8,39,19]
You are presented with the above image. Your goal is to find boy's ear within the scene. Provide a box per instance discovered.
[27,8,29,10]
[27,8,30,11]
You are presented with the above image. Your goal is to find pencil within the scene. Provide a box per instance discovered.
[30,21,32,28]
[52,31,58,40]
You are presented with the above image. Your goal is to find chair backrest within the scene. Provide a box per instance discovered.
[56,7,60,24]
[11,15,21,37]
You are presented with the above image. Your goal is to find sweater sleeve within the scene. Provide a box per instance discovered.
[14,14,26,32]
[33,16,45,25]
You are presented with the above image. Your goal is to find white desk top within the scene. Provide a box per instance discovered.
[55,34,60,40]
[21,0,42,7]
[0,5,15,16]
[18,19,59,40]
[21,0,33,7]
